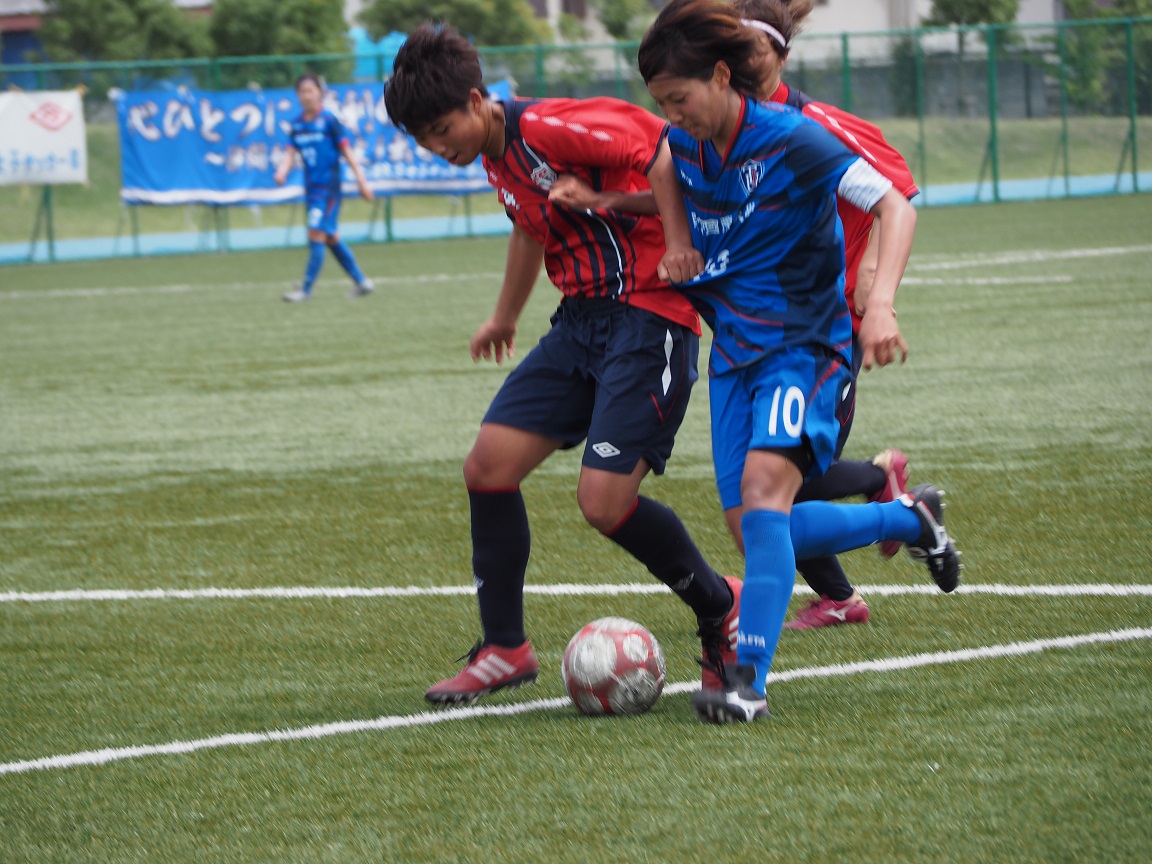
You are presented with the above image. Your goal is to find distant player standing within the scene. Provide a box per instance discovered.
[385,23,743,707]
[275,72,375,302]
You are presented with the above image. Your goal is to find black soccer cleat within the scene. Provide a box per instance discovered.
[691,662,769,724]
[903,483,963,593]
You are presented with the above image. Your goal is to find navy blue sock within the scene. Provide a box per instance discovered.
[796,555,854,601]
[469,488,531,648]
[795,459,885,503]
[302,240,325,293]
[790,500,920,559]
[605,496,730,620]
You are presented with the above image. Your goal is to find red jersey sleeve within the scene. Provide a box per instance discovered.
[515,97,669,177]
[801,102,917,199]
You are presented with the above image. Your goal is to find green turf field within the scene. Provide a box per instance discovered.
[2,195,1151,862]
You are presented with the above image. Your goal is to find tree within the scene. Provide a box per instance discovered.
[209,0,349,59]
[358,0,552,47]
[38,0,211,62]
[589,0,654,41]
[924,0,1020,114]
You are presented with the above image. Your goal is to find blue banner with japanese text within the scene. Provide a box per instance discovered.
[113,82,506,206]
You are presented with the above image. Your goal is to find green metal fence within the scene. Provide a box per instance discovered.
[1,17,1149,264]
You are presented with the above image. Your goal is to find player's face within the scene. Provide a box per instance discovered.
[647,63,733,144]
[296,79,323,116]
[413,91,489,167]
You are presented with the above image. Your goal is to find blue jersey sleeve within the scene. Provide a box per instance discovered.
[784,119,859,204]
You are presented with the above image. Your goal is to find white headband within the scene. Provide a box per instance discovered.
[742,18,788,50]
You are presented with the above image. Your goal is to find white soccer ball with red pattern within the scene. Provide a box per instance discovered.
[561,617,666,716]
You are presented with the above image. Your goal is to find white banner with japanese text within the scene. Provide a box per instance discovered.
[0,90,88,186]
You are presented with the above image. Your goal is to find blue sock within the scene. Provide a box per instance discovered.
[738,509,795,696]
[789,500,921,559]
[302,241,326,293]
[330,240,366,285]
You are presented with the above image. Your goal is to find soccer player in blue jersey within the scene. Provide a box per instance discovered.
[274,73,375,302]
[385,23,744,708]
[638,0,961,723]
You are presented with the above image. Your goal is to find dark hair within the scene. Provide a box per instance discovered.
[384,23,488,135]
[294,72,324,91]
[637,0,770,100]
[729,0,812,58]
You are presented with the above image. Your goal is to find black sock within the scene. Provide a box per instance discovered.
[604,496,730,620]
[796,459,885,503]
[796,555,854,601]
[469,488,531,647]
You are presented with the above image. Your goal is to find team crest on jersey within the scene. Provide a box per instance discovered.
[531,163,557,191]
[738,159,765,196]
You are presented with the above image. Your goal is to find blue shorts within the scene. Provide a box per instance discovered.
[709,348,852,510]
[483,298,700,475]
[305,188,341,236]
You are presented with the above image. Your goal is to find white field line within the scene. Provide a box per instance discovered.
[2,243,1150,301]
[2,625,1149,777]
[0,271,507,300]
[900,275,1074,286]
[906,243,1152,271]
[3,582,1152,604]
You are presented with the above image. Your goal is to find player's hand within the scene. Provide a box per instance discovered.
[360,182,375,203]
[549,175,596,210]
[857,307,908,370]
[470,317,517,364]
[657,244,704,284]
[273,171,287,186]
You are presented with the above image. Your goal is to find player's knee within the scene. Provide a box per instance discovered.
[577,488,632,534]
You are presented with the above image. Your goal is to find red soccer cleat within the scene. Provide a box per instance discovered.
[698,575,742,691]
[425,640,539,705]
[783,594,871,629]
[869,448,910,558]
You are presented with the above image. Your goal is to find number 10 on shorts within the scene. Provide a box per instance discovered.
[767,385,806,439]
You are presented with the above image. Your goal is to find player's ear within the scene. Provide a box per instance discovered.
[711,61,732,89]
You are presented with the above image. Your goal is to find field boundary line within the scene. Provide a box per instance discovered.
[2,625,1149,777]
[3,582,1152,604]
[906,243,1152,271]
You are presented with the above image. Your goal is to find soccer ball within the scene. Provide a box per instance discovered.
[561,617,666,716]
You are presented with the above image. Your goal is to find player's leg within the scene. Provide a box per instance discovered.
[693,351,845,723]
[577,306,739,691]
[426,319,595,704]
[284,195,331,302]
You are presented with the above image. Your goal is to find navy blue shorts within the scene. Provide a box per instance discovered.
[483,298,700,475]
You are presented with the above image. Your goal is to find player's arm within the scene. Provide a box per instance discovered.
[273,143,298,186]
[647,139,704,284]
[854,225,880,318]
[471,223,545,364]
[339,139,375,202]
[549,174,658,214]
[836,159,916,369]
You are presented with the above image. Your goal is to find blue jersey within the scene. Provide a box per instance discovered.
[287,108,350,197]
[669,96,859,376]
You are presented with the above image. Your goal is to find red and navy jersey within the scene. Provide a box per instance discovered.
[771,84,918,330]
[483,97,700,334]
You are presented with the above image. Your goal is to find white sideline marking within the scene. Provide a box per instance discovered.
[3,582,1152,604]
[901,275,1074,286]
[0,272,506,300]
[907,243,1152,271]
[2,243,1149,300]
[2,626,1149,777]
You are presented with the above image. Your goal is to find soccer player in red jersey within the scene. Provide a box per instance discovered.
[385,23,742,706]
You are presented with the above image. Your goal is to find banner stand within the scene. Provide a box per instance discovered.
[27,186,56,263]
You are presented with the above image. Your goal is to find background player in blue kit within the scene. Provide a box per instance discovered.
[638,0,962,723]
[385,23,744,707]
[274,72,375,303]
